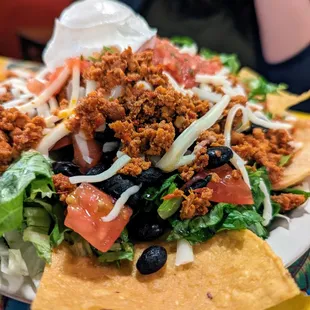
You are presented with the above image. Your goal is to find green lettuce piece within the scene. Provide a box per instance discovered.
[248,167,271,209]
[280,188,310,199]
[279,155,291,167]
[167,203,267,244]
[143,174,179,206]
[0,151,53,236]
[244,76,287,102]
[97,229,134,263]
[200,48,240,74]
[157,183,182,219]
[170,36,195,47]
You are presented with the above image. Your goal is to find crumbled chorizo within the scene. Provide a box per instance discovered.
[0,107,45,172]
[272,193,306,212]
[180,188,213,219]
[232,128,293,184]
[178,147,209,181]
[69,91,125,138]
[110,120,175,157]
[52,173,77,202]
[118,158,151,176]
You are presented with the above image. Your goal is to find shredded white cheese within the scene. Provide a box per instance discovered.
[69,154,131,184]
[163,71,193,96]
[157,95,231,172]
[246,106,292,130]
[224,104,251,187]
[101,185,141,222]
[36,122,70,155]
[110,85,124,99]
[18,66,71,113]
[175,239,194,266]
[136,80,153,91]
[85,80,97,95]
[192,85,223,103]
[195,74,230,87]
[69,64,80,109]
[259,180,273,226]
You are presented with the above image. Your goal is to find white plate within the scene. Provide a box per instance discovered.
[1,200,310,304]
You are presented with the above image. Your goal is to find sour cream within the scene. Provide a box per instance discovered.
[43,0,156,69]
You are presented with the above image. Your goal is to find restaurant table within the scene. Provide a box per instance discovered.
[0,56,310,310]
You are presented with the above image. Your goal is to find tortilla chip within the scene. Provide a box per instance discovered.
[273,120,310,190]
[32,230,299,310]
[238,67,310,115]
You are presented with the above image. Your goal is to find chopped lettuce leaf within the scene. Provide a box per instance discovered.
[167,203,268,244]
[279,155,291,167]
[0,151,53,235]
[143,174,179,206]
[157,182,182,219]
[97,229,134,263]
[170,36,195,47]
[3,231,45,278]
[66,232,93,257]
[244,76,287,102]
[280,188,310,199]
[200,48,240,74]
[248,167,271,209]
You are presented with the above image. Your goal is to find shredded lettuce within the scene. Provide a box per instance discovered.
[0,151,66,264]
[157,182,182,220]
[243,76,287,102]
[170,36,195,47]
[200,48,240,74]
[97,229,134,263]
[168,203,267,244]
[279,155,291,167]
[0,151,53,235]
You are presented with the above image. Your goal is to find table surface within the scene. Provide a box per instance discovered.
[0,56,310,309]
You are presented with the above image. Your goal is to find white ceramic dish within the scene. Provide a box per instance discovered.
[1,200,310,304]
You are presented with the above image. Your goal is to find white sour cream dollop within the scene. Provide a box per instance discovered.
[43,0,156,69]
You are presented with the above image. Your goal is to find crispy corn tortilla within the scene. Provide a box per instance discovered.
[32,230,299,310]
[238,67,310,115]
[273,120,310,190]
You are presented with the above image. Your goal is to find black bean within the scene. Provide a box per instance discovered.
[135,167,166,185]
[207,146,233,169]
[184,175,211,195]
[136,246,167,275]
[128,214,166,241]
[86,163,109,175]
[52,161,80,177]
[94,127,117,143]
[97,175,141,208]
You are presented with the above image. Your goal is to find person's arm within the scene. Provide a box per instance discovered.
[254,0,310,64]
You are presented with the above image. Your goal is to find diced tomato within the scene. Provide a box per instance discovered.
[26,78,45,95]
[51,135,72,151]
[207,164,254,205]
[65,183,132,252]
[153,38,222,88]
[72,135,102,173]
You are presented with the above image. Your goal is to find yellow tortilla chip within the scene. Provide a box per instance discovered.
[238,67,310,115]
[32,230,299,310]
[273,121,310,190]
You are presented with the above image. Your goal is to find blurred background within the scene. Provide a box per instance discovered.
[0,0,309,110]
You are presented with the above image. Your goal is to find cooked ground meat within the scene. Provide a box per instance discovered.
[178,147,209,181]
[118,157,151,176]
[0,106,45,172]
[52,173,77,202]
[180,188,213,219]
[0,92,13,104]
[110,120,175,157]
[232,128,293,184]
[69,91,125,138]
[272,193,306,212]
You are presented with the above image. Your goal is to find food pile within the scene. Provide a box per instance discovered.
[0,35,309,281]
